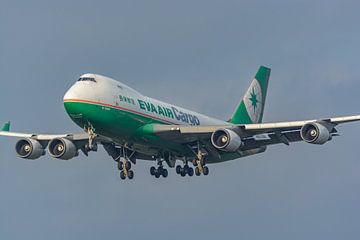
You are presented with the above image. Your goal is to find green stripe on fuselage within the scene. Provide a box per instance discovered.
[63,101,191,155]
[63,101,257,163]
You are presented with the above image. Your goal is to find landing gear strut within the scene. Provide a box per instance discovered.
[150,159,168,178]
[85,126,98,151]
[187,141,210,177]
[193,159,209,176]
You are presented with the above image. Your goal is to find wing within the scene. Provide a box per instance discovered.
[0,121,115,142]
[146,115,360,155]
[0,121,116,160]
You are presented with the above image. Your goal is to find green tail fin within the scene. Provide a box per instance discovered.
[229,66,271,124]
[1,121,10,132]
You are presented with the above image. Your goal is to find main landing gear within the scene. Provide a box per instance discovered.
[118,159,134,180]
[193,159,209,176]
[116,147,136,180]
[196,143,210,176]
[176,142,210,177]
[150,159,168,178]
[175,161,209,177]
[176,164,194,177]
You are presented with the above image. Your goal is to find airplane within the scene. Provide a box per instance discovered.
[1,66,360,180]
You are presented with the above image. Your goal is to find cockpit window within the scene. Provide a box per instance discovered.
[77,77,96,82]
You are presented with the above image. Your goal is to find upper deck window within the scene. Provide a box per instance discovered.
[77,77,96,82]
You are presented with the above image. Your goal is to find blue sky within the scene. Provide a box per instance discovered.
[1,0,360,239]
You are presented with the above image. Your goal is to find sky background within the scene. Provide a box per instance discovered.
[1,0,360,239]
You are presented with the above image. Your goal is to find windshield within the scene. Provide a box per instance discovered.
[77,77,96,82]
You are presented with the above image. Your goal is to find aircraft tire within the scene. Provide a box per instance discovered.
[176,165,181,174]
[188,167,194,177]
[195,167,201,176]
[203,166,209,176]
[118,161,123,171]
[128,170,134,179]
[150,166,156,176]
[120,171,126,180]
[125,161,131,170]
[162,169,168,178]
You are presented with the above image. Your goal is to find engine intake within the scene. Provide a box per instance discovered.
[211,128,243,152]
[48,138,78,160]
[15,138,45,160]
[300,122,331,145]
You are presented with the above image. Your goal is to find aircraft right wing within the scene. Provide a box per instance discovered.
[143,115,360,156]
[0,121,115,160]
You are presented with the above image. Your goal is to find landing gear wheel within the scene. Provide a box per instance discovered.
[188,167,194,177]
[120,171,126,180]
[180,169,186,177]
[150,166,156,176]
[203,166,209,176]
[118,161,123,171]
[195,167,201,176]
[176,165,181,174]
[161,168,168,178]
[125,161,131,170]
[192,160,198,167]
[128,170,134,179]
[155,171,161,178]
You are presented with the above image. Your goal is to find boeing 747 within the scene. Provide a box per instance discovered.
[1,66,359,180]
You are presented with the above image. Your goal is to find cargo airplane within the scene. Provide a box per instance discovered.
[1,66,359,180]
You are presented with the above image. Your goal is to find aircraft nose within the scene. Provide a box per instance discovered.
[63,84,84,118]
[63,84,80,101]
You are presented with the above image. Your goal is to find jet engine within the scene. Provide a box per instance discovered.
[48,138,78,160]
[211,128,243,152]
[300,122,331,145]
[15,138,45,160]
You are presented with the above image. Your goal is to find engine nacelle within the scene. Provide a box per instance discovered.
[211,128,243,152]
[15,138,45,160]
[300,122,331,145]
[48,138,78,160]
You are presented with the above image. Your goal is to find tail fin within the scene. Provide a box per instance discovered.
[1,121,10,132]
[229,66,271,124]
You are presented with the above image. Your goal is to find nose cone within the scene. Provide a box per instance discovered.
[63,84,83,118]
[63,81,94,117]
[63,85,78,101]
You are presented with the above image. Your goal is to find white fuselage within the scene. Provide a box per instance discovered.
[64,73,229,127]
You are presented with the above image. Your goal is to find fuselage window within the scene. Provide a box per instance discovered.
[77,77,96,82]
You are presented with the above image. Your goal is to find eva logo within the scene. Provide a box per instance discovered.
[243,79,262,123]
